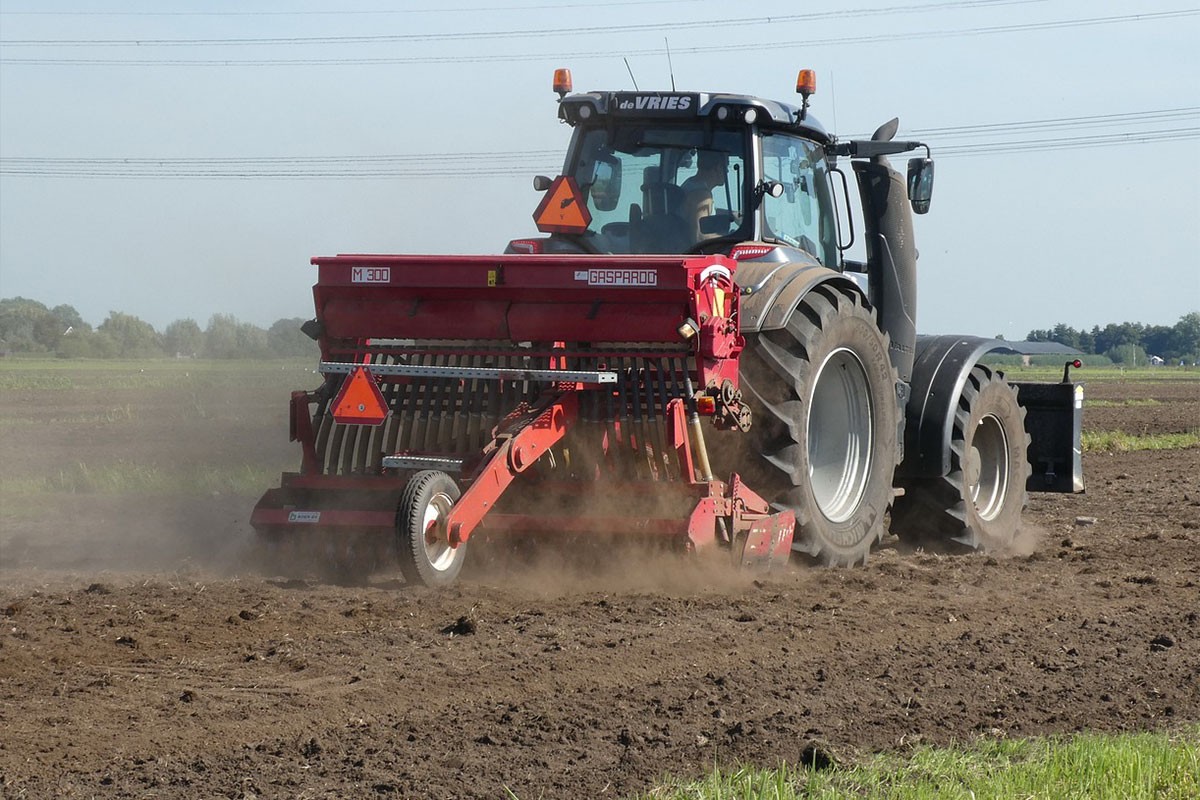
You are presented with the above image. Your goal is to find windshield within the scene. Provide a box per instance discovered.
[570,126,748,254]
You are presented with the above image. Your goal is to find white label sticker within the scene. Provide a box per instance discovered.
[351,266,391,284]
[584,268,657,287]
[288,511,321,524]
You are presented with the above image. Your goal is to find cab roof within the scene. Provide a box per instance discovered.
[559,90,833,145]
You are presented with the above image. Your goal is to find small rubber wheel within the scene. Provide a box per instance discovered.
[397,470,466,587]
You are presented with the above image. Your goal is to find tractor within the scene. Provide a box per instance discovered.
[252,68,1082,584]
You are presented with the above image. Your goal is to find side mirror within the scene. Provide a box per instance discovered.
[533,175,553,191]
[906,158,934,214]
[758,180,785,199]
[589,155,622,212]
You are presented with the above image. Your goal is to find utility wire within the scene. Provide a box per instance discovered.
[3,9,1193,67]
[4,128,1197,179]
[0,0,1049,47]
[1,0,709,16]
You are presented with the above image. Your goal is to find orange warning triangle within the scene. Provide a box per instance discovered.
[331,366,388,426]
[533,175,592,234]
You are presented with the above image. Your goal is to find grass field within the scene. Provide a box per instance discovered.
[639,727,1200,799]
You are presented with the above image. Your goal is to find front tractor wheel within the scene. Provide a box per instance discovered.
[892,365,1032,551]
[397,470,467,587]
[729,284,900,567]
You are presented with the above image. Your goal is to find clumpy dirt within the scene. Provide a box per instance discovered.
[1,373,1198,798]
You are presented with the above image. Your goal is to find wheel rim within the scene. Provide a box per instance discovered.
[968,414,1009,521]
[421,490,458,572]
[807,347,873,523]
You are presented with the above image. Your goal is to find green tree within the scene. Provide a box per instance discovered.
[1141,324,1176,359]
[1106,343,1148,366]
[1094,322,1144,355]
[164,318,204,357]
[203,313,240,358]
[234,320,270,358]
[203,314,270,358]
[97,311,163,358]
[267,318,317,357]
[0,296,51,352]
[1050,323,1081,350]
[1173,312,1200,361]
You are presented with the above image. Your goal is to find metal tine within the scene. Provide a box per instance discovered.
[613,356,633,480]
[466,353,485,453]
[369,350,400,471]
[627,355,653,480]
[407,352,434,452]
[625,355,648,481]
[382,353,404,463]
[376,349,405,467]
[443,352,467,454]
[395,352,422,456]
[314,412,335,475]
[339,398,360,475]
[485,354,501,441]
[642,357,667,481]
[442,351,464,452]
[327,375,349,474]
[601,353,619,479]
[311,378,335,474]
[427,352,453,452]
[588,353,607,480]
[667,356,689,481]
[572,354,601,481]
[656,356,677,477]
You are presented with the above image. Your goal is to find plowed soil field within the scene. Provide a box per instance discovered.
[2,365,1198,798]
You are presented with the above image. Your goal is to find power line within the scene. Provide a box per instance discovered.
[4,9,1193,67]
[0,0,1048,47]
[2,0,709,16]
[3,109,1196,178]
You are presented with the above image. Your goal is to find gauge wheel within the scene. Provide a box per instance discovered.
[397,470,466,587]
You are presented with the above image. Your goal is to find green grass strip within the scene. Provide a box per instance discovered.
[637,728,1199,800]
[1086,398,1163,407]
[1081,430,1200,452]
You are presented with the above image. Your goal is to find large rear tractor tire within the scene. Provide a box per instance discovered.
[891,365,1031,551]
[397,470,467,587]
[729,284,899,566]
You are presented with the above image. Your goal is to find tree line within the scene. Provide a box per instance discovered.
[0,297,317,359]
[2,295,1196,364]
[1023,312,1199,365]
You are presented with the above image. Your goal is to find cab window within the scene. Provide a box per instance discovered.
[571,127,748,254]
[760,133,838,266]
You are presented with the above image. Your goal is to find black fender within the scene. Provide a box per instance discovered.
[899,334,1009,479]
[735,254,909,466]
[735,256,864,333]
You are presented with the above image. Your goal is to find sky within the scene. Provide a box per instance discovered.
[0,0,1197,340]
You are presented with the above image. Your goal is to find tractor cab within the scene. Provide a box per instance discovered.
[512,69,937,276]
[514,72,842,267]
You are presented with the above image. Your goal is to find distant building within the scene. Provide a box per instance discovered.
[1149,355,1165,366]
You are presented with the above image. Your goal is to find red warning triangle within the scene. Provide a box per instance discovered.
[533,175,592,234]
[331,366,388,426]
